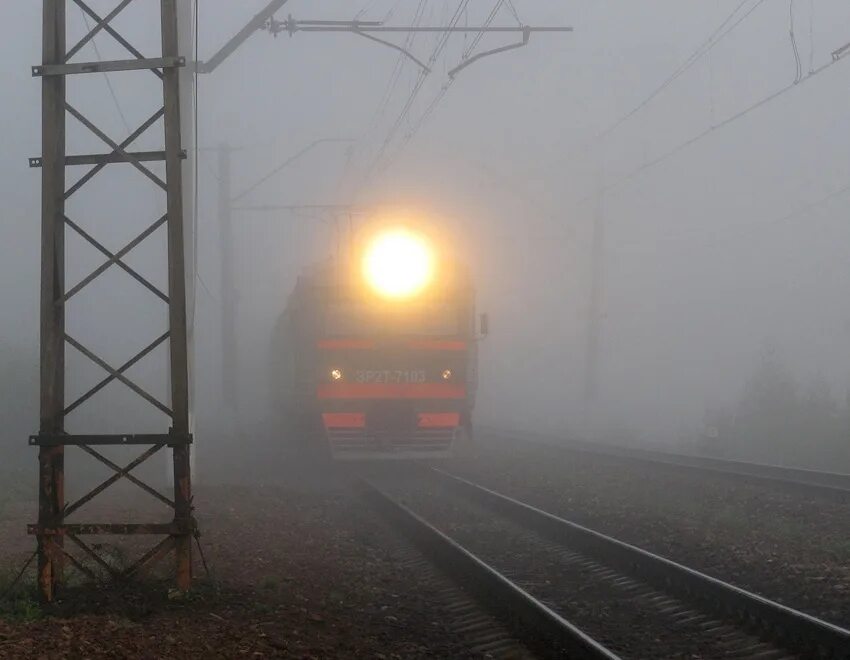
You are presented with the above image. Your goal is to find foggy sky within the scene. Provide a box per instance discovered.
[3,1,850,449]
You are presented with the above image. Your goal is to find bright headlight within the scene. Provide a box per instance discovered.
[362,227,434,299]
[330,369,343,381]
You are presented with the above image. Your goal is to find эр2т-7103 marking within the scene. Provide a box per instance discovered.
[272,222,487,460]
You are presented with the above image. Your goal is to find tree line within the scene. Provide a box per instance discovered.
[700,348,850,471]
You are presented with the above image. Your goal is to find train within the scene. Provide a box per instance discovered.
[272,222,485,460]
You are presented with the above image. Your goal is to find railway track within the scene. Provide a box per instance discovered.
[486,428,850,498]
[361,468,850,659]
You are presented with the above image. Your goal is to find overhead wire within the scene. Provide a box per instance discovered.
[396,0,508,157]
[789,0,802,83]
[334,0,427,201]
[505,0,521,25]
[463,0,504,59]
[383,0,469,142]
[354,1,377,22]
[343,0,428,191]
[232,138,354,204]
[708,1,718,126]
[384,0,510,167]
[192,0,213,304]
[363,0,470,182]
[585,46,850,203]
[78,8,131,134]
[374,0,428,121]
[808,0,815,73]
[382,0,400,24]
[610,177,850,254]
[594,0,765,142]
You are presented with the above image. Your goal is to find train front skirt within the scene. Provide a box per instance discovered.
[322,410,459,459]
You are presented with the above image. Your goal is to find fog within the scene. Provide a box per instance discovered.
[3,1,850,477]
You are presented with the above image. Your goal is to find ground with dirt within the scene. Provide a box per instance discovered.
[451,437,850,627]
[0,468,481,659]
[5,441,849,657]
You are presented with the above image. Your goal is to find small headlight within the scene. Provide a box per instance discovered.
[441,369,452,381]
[331,369,343,381]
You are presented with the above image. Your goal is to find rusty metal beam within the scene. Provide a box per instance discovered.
[30,523,187,535]
[161,0,193,592]
[38,0,67,603]
[30,149,185,168]
[38,56,183,76]
[29,432,190,446]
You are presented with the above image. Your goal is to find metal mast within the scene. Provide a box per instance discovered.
[217,145,237,423]
[32,0,194,602]
[583,179,606,434]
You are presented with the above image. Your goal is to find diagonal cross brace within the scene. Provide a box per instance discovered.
[60,546,99,582]
[72,0,164,79]
[65,107,165,199]
[65,0,135,62]
[63,214,169,304]
[66,103,166,190]
[64,331,170,416]
[64,335,173,417]
[125,535,176,578]
[62,444,173,518]
[66,533,121,579]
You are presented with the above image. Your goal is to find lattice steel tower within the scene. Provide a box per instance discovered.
[30,0,195,601]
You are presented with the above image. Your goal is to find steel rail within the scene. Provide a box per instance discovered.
[359,478,620,660]
[432,468,850,658]
[486,428,850,497]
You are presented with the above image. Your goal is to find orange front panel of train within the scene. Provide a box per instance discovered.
[322,412,366,428]
[316,383,466,400]
[417,412,460,428]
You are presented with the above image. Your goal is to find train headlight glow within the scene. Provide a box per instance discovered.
[442,369,452,381]
[362,228,434,299]
[330,368,343,381]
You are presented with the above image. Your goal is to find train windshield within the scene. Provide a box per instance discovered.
[323,302,461,337]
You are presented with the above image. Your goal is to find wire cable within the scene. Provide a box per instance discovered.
[506,0,522,25]
[595,0,765,142]
[335,1,428,199]
[354,1,377,22]
[789,0,802,83]
[79,9,131,134]
[382,0,400,24]
[365,0,470,181]
[384,0,469,142]
[192,1,211,308]
[393,0,528,173]
[808,0,815,73]
[590,49,850,201]
[388,0,510,164]
[374,0,428,121]
[611,177,850,253]
[0,550,37,604]
[463,0,504,59]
